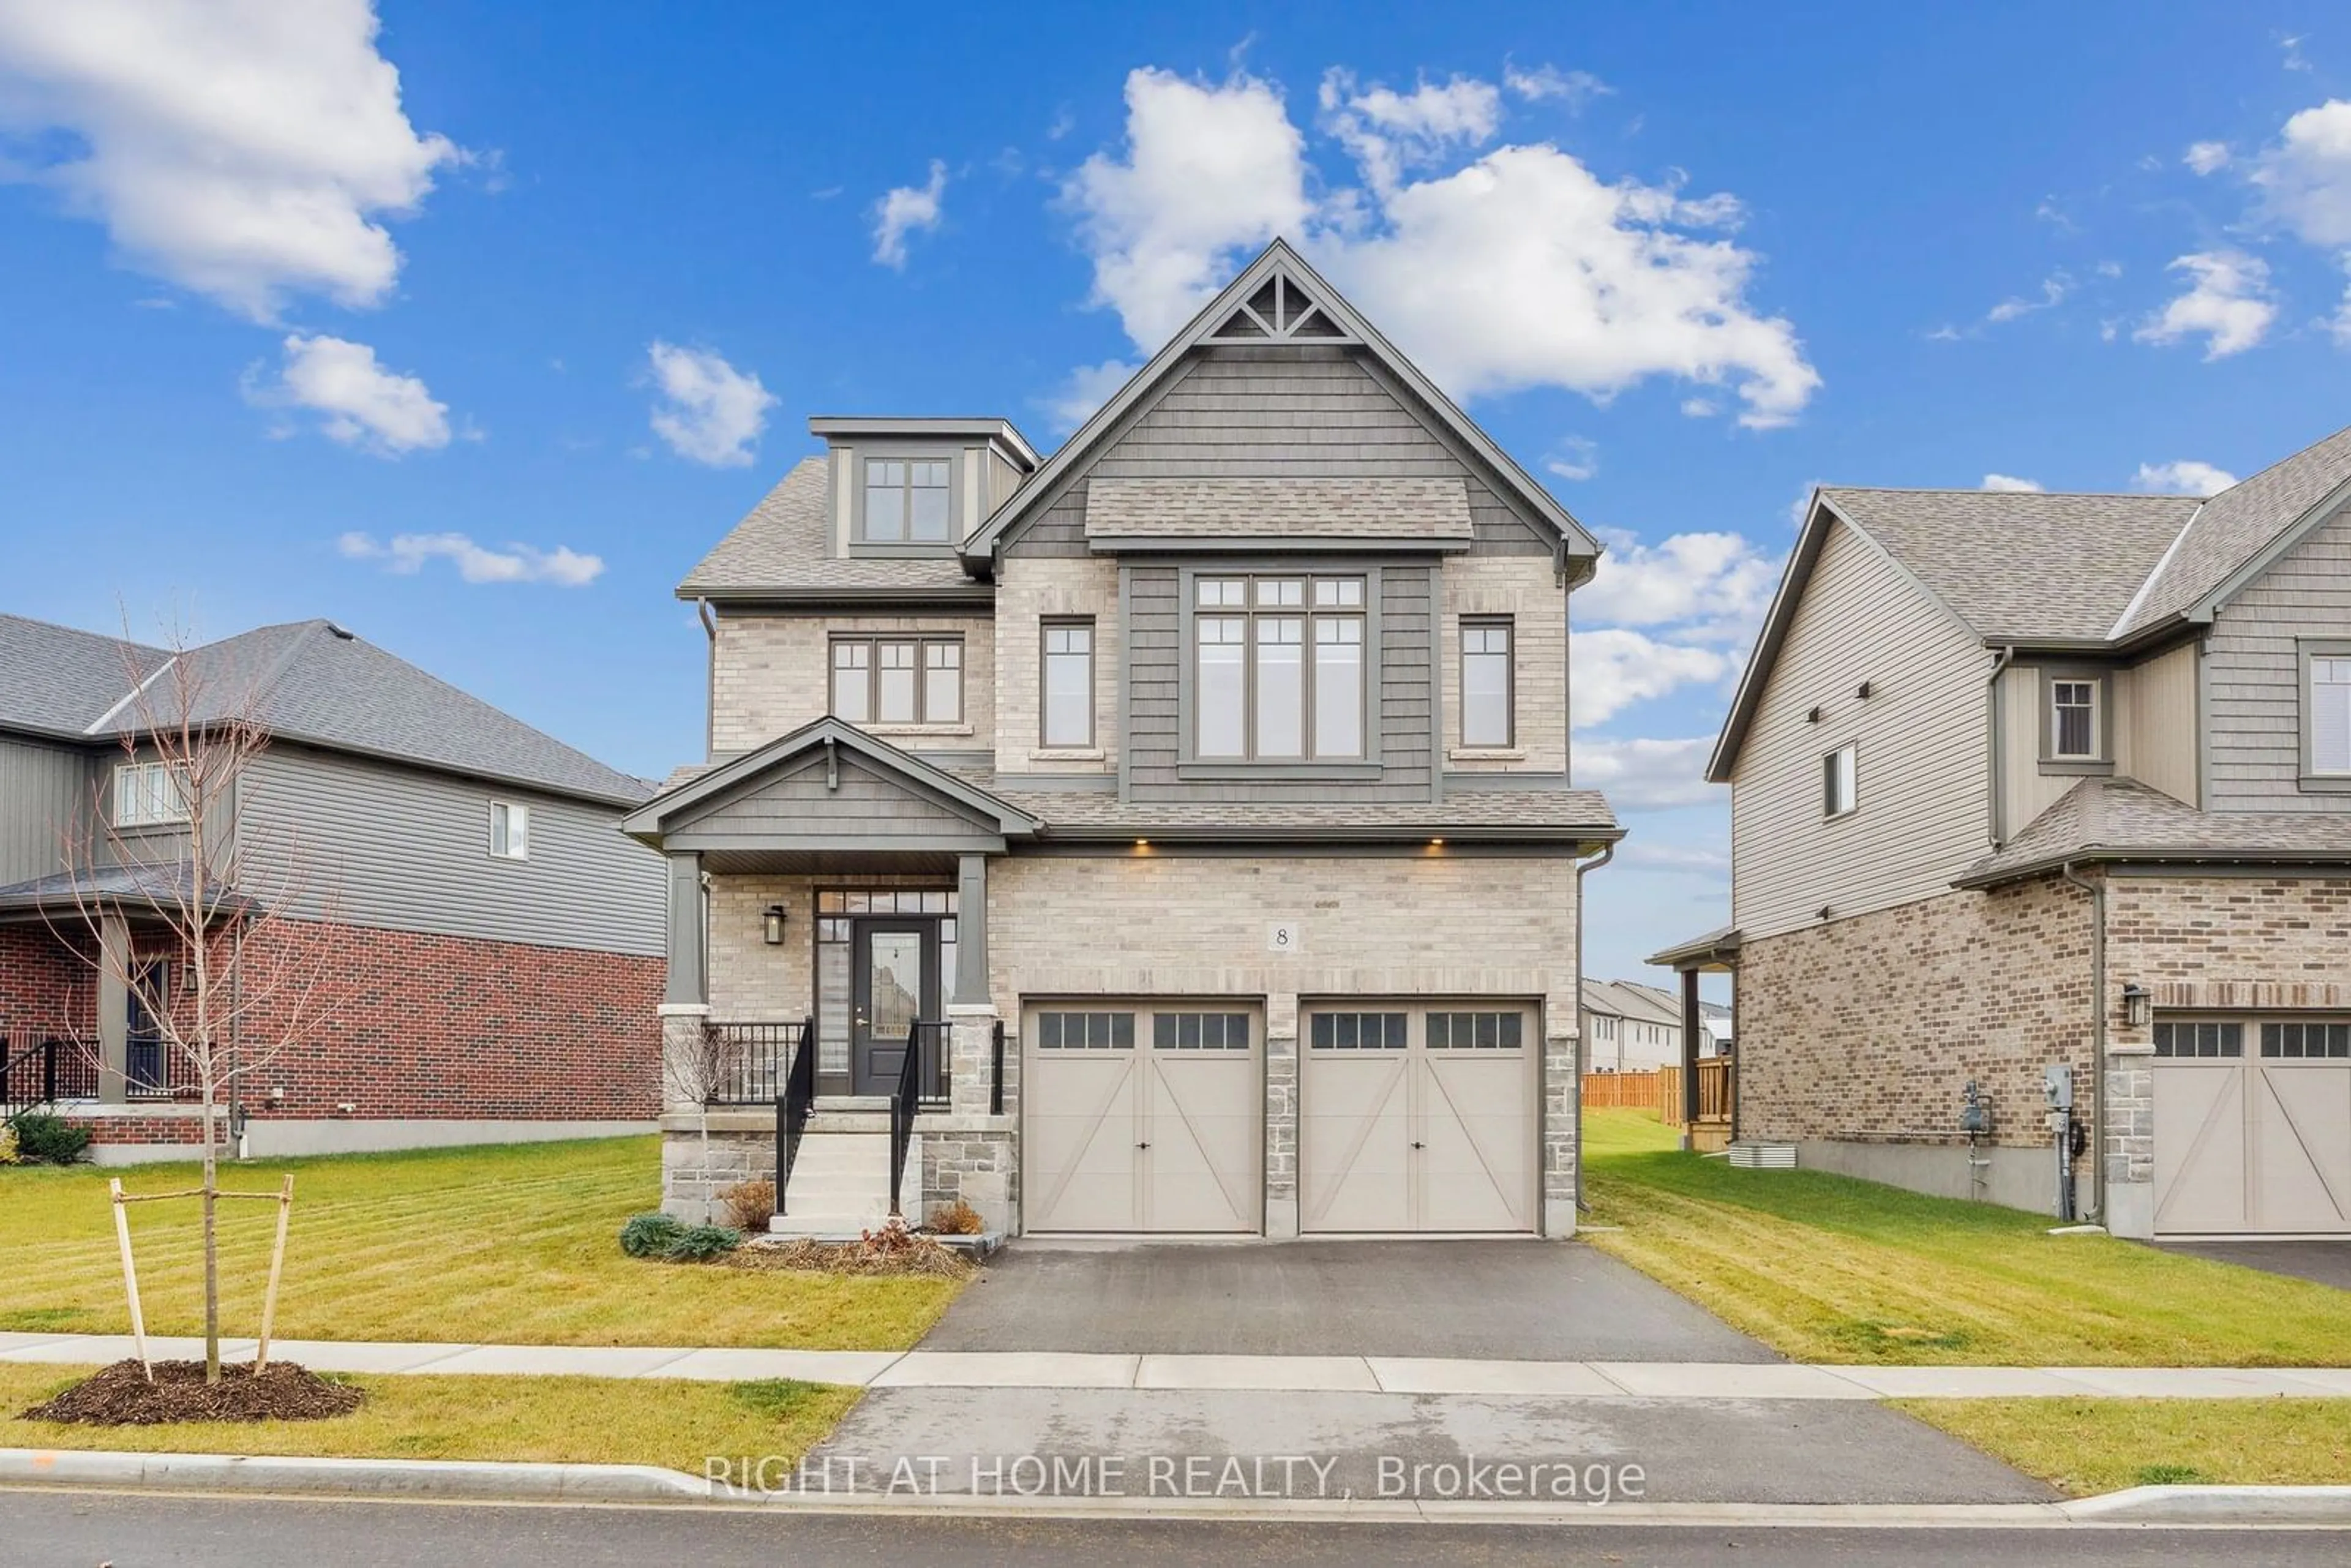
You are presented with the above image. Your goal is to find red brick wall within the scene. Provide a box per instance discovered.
[0,924,94,1040]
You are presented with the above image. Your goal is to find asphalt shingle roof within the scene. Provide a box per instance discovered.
[1820,489,2199,642]
[0,613,648,806]
[1960,776,2351,885]
[1084,477,1474,544]
[677,457,980,596]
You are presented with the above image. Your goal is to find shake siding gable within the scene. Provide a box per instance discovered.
[1731,518,1988,938]
[2205,502,2351,811]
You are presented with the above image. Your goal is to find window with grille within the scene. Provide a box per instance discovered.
[1427,1011,1524,1049]
[2050,679,2100,759]
[1036,1011,1135,1049]
[113,761,189,827]
[2262,1020,2351,1058]
[1461,620,1513,747]
[1152,1012,1252,1050]
[1193,574,1365,761]
[831,636,962,724]
[2310,654,2351,775]
[863,457,953,543]
[1041,620,1095,748]
[1308,1011,1408,1049]
[2153,1021,2243,1058]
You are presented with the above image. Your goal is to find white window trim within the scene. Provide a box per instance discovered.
[489,800,531,861]
[2037,667,2115,775]
[113,761,190,828]
[1823,741,1859,820]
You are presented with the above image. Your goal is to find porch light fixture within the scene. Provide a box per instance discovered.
[1429,837,1444,847]
[761,905,787,946]
[2121,983,2151,1029]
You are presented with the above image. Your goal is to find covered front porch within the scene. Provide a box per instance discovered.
[621,720,1035,1232]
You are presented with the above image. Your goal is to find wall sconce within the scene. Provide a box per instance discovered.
[762,905,787,946]
[2121,983,2151,1029]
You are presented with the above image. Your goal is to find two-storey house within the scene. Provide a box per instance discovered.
[1653,424,2351,1239]
[0,613,666,1160]
[628,241,1620,1238]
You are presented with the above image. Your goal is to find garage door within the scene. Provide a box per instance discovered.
[2152,1018,2351,1236]
[1300,1002,1538,1234]
[1022,1001,1261,1234]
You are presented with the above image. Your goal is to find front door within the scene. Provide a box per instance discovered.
[126,959,168,1093]
[852,920,936,1095]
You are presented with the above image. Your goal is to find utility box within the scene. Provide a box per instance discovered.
[2043,1063,2073,1112]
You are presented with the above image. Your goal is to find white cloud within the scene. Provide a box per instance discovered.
[1985,271,2071,323]
[1544,435,1599,482]
[644,340,777,467]
[2280,32,2313,73]
[0,0,459,320]
[2184,140,2232,175]
[1041,357,1138,434]
[2332,256,2351,348]
[1571,628,1731,729]
[1502,63,1611,110]
[1679,396,1717,417]
[1061,68,1311,348]
[1575,737,1718,809]
[339,530,602,587]
[2252,99,2351,246]
[2134,250,2277,359]
[247,333,449,454]
[872,159,947,269]
[1579,529,1777,642]
[1788,483,1823,528]
[1318,69,1501,194]
[2132,460,2238,497]
[1060,65,1820,429]
[1980,473,2043,492]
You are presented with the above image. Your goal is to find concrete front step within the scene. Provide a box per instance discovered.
[773,1127,912,1228]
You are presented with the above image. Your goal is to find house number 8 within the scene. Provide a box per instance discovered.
[1267,921,1300,953]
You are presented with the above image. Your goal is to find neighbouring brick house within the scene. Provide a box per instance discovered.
[1652,424,2351,1239]
[629,241,1621,1237]
[0,613,666,1161]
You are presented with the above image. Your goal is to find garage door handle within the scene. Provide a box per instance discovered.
[1136,1141,1150,1150]
[1411,1141,1426,1150]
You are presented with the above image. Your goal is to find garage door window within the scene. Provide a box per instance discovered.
[1309,1011,1408,1049]
[1427,1010,1523,1049]
[1037,1010,1134,1049]
[2153,1021,2241,1058]
[2262,1021,2351,1058]
[1153,1011,1251,1049]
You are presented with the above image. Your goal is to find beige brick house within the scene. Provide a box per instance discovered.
[1654,424,2351,1240]
[626,242,1620,1239]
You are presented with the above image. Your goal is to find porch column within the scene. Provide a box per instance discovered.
[96,910,129,1103]
[663,852,705,1007]
[1679,966,1702,1150]
[953,853,989,1007]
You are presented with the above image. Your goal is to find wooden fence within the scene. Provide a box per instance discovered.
[1582,1060,1734,1146]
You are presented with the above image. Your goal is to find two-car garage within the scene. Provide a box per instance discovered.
[1021,997,1541,1237]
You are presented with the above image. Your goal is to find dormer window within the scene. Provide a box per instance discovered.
[863,457,953,543]
[2038,669,2112,771]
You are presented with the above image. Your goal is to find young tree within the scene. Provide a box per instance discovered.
[54,629,350,1382]
[660,1011,733,1225]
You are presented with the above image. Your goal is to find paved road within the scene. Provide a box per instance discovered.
[928,1239,1777,1360]
[2152,1239,2351,1292]
[7,1491,2345,1566]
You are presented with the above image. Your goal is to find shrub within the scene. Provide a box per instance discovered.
[719,1179,774,1232]
[0,1123,18,1166]
[10,1114,90,1166]
[618,1212,743,1262]
[619,1212,686,1258]
[926,1198,984,1236]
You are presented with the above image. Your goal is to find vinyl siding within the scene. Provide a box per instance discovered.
[241,745,662,956]
[0,737,88,885]
[1731,518,1990,938]
[2205,501,2351,811]
[1996,664,2080,835]
[2117,639,2200,807]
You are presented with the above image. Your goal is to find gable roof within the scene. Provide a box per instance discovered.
[0,612,649,806]
[960,238,1601,568]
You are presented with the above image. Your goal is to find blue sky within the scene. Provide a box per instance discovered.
[6,3,2351,989]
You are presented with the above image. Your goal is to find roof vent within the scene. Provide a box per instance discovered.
[326,623,356,640]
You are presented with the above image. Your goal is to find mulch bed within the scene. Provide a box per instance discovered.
[729,1226,977,1279]
[21,1359,365,1425]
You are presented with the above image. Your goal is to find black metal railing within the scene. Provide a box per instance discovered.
[703,1021,810,1106]
[888,1020,954,1217]
[1,1040,97,1122]
[125,1034,193,1100]
[774,1016,817,1220]
[989,1018,1005,1117]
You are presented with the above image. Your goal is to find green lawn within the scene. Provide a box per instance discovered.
[1899,1397,2351,1496]
[1579,1109,2351,1367]
[0,1363,855,1477]
[0,1138,956,1350]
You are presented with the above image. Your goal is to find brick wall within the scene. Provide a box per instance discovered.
[710,612,995,757]
[2106,874,2351,1010]
[0,923,93,1039]
[1736,878,2094,1150]
[1440,556,1567,773]
[991,556,1120,774]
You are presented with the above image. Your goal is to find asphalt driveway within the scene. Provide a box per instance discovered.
[2151,1239,2351,1292]
[921,1239,1778,1362]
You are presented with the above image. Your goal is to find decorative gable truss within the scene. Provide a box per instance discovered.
[1200,271,1360,345]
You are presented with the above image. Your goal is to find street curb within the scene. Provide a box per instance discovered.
[4,1450,2350,1525]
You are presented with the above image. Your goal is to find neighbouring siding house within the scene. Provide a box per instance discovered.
[0,614,666,1161]
[628,242,1621,1237]
[1653,426,2351,1238]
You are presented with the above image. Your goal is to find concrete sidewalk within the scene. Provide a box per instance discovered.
[4,1332,2347,1399]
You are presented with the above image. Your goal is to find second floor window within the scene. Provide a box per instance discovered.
[2050,678,2101,760]
[1041,620,1095,748]
[1194,575,1365,761]
[489,800,531,860]
[833,636,962,726]
[1822,742,1858,819]
[2311,655,2351,775]
[863,458,952,543]
[1461,620,1514,747]
[113,761,189,827]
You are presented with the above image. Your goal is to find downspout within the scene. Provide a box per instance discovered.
[697,599,718,761]
[1985,644,2017,848]
[1571,839,1615,1214]
[2058,861,2105,1226]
